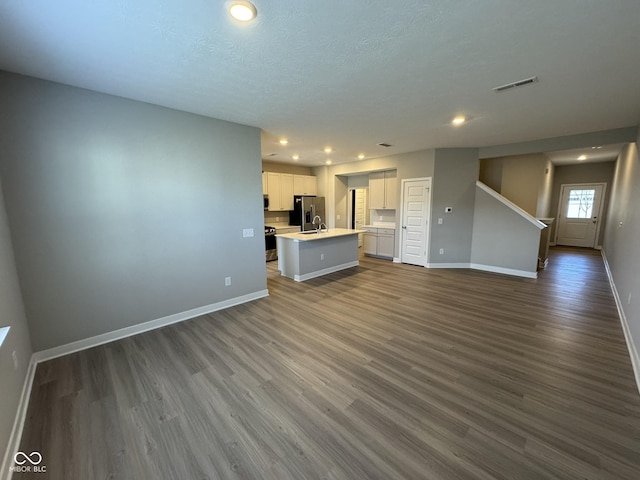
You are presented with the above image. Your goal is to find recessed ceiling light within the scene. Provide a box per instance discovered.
[578,155,587,161]
[292,154,299,160]
[279,138,288,145]
[591,146,603,149]
[324,147,333,153]
[229,1,257,22]
[325,159,332,165]
[358,153,365,160]
[452,116,466,126]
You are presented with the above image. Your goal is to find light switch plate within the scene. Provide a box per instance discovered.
[243,228,254,238]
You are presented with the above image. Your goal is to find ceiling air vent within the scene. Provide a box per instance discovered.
[377,142,393,148]
[493,76,538,93]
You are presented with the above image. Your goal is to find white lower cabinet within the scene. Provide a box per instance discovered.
[363,231,377,255]
[377,229,395,257]
[363,227,395,259]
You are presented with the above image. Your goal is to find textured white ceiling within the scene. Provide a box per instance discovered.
[0,0,639,166]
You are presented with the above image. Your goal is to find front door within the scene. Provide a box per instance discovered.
[401,178,431,266]
[556,183,605,248]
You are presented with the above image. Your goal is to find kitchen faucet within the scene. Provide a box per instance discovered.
[312,215,322,233]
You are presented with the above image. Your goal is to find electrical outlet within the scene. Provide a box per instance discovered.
[438,218,443,225]
[12,350,18,371]
[242,228,254,238]
[225,277,232,286]
[629,293,633,305]
[439,248,444,255]
[321,253,325,260]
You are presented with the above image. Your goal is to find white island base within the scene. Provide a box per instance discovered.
[276,228,365,282]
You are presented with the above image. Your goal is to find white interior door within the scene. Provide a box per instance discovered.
[556,183,605,248]
[401,178,431,266]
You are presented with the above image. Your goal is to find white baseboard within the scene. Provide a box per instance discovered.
[0,357,37,480]
[33,289,269,364]
[595,245,603,250]
[470,263,538,279]
[601,250,640,395]
[294,261,359,282]
[393,257,401,263]
[426,262,470,269]
[426,262,537,279]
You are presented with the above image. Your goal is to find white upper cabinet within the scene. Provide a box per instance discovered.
[369,170,397,210]
[266,172,294,211]
[280,174,294,210]
[293,175,317,196]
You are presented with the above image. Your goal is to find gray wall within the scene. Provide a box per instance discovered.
[500,154,548,216]
[603,136,640,368]
[549,161,615,245]
[482,154,553,218]
[334,176,348,228]
[537,158,555,218]
[0,72,267,351]
[471,187,540,273]
[347,174,370,189]
[430,149,479,264]
[0,180,33,469]
[479,157,503,192]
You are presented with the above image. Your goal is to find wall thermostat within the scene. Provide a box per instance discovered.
[445,207,453,213]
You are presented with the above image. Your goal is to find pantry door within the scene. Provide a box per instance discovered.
[400,178,431,266]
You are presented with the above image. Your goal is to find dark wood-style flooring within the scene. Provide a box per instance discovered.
[17,247,640,479]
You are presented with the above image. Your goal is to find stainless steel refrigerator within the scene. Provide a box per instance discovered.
[289,196,325,231]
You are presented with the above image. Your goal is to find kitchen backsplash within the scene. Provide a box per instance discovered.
[370,210,397,224]
[264,211,290,225]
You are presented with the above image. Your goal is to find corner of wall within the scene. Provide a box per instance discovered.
[0,179,34,477]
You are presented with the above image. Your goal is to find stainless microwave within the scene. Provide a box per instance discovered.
[263,195,269,210]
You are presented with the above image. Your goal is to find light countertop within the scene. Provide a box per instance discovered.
[276,228,366,242]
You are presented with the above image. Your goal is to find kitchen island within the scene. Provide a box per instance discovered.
[276,228,365,282]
